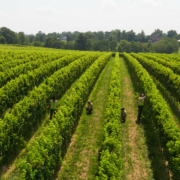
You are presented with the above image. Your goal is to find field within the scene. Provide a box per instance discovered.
[0,45,180,180]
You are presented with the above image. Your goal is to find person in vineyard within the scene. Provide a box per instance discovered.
[137,94,147,122]
[86,100,93,114]
[46,96,58,119]
[120,107,127,123]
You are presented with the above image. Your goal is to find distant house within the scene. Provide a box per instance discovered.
[61,36,67,41]
[148,34,162,43]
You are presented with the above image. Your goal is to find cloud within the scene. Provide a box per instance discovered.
[141,0,162,7]
[0,10,10,17]
[37,5,58,15]
[100,0,119,12]
[128,0,162,8]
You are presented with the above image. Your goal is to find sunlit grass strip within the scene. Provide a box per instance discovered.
[96,53,123,180]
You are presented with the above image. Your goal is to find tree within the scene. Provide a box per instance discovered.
[151,29,163,37]
[167,30,177,38]
[127,30,136,42]
[53,40,66,49]
[66,41,75,50]
[174,34,180,40]
[18,32,26,45]
[34,36,40,42]
[131,41,142,53]
[140,30,146,43]
[93,40,109,51]
[28,34,35,43]
[118,40,131,53]
[36,31,46,42]
[44,37,54,48]
[154,37,179,53]
[0,27,17,44]
[33,41,42,47]
[110,41,117,51]
[117,30,121,42]
[105,31,111,39]
[0,36,6,44]
[121,30,127,40]
[75,33,91,50]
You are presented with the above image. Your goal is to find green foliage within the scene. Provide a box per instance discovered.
[93,40,109,51]
[0,35,7,44]
[167,30,177,38]
[0,51,64,87]
[11,53,112,180]
[155,37,179,53]
[109,41,117,51]
[140,53,180,75]
[0,27,17,44]
[0,52,85,118]
[33,41,42,47]
[0,52,101,162]
[151,29,164,37]
[131,53,180,101]
[118,40,131,53]
[75,33,92,50]
[96,53,123,180]
[124,53,180,179]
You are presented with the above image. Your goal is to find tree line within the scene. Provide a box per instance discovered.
[0,27,180,53]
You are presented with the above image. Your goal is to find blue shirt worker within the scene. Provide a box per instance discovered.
[137,94,147,121]
[46,96,58,119]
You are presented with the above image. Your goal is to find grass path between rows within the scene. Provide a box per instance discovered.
[120,57,170,180]
[56,58,114,180]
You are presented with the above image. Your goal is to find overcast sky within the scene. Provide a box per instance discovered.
[0,0,179,35]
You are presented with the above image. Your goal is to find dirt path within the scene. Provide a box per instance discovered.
[57,58,114,180]
[120,57,154,180]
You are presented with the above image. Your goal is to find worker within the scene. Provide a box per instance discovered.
[121,107,127,123]
[46,96,58,120]
[137,94,147,121]
[86,100,93,114]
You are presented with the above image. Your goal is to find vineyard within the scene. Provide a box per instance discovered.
[0,45,180,180]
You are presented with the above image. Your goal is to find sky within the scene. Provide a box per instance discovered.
[0,0,180,35]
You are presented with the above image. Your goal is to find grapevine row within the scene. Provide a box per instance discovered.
[139,53,180,75]
[5,52,112,180]
[153,53,180,62]
[123,53,180,180]
[0,52,102,159]
[0,53,86,117]
[0,50,44,64]
[96,53,123,179]
[0,51,62,70]
[0,52,69,87]
[131,53,180,102]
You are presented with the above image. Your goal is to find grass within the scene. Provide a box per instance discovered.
[120,57,153,180]
[120,57,170,180]
[57,58,114,180]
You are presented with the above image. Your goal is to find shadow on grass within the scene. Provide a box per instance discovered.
[123,57,170,180]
